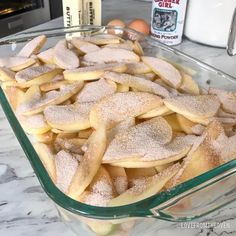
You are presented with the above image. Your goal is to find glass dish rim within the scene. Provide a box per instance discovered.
[0,25,236,221]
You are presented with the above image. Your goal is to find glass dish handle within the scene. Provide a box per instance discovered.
[150,167,236,221]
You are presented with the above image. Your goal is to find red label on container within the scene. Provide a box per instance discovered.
[154,0,180,8]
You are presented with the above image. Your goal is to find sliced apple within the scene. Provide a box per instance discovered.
[166,120,224,189]
[68,126,107,199]
[0,56,35,71]
[176,113,205,135]
[3,86,25,111]
[164,95,220,121]
[0,67,15,81]
[83,48,140,64]
[133,40,144,56]
[63,62,127,81]
[179,72,199,95]
[18,35,47,58]
[126,167,157,188]
[75,78,117,103]
[87,166,117,198]
[40,80,72,92]
[90,92,163,129]
[137,72,156,81]
[103,71,170,98]
[105,165,128,194]
[103,41,134,51]
[103,133,193,167]
[19,113,51,135]
[104,117,173,163]
[220,134,236,163]
[155,163,173,172]
[34,143,56,182]
[126,62,151,74]
[71,38,100,54]
[54,40,79,69]
[78,128,93,139]
[44,102,93,132]
[55,150,80,193]
[81,35,121,45]
[116,83,129,92]
[142,56,182,88]
[16,85,41,114]
[107,118,135,143]
[209,88,236,114]
[21,82,84,116]
[37,48,55,64]
[34,131,55,144]
[138,105,172,119]
[15,65,62,86]
[164,113,182,132]
[108,163,181,206]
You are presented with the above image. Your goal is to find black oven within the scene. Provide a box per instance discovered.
[0,0,51,38]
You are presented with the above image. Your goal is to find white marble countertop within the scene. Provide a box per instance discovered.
[0,0,236,236]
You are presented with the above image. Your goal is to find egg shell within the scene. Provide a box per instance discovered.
[127,19,150,36]
[107,19,126,36]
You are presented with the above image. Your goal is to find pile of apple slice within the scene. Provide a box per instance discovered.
[0,32,236,208]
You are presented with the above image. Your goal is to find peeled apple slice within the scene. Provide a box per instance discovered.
[68,126,107,199]
[108,163,181,206]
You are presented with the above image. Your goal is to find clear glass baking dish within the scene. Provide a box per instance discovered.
[0,25,236,236]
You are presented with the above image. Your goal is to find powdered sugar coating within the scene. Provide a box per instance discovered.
[0,67,16,80]
[83,178,114,207]
[104,71,170,98]
[71,39,100,53]
[125,163,181,196]
[113,176,128,195]
[54,40,79,69]
[83,192,110,207]
[103,117,196,162]
[126,62,151,74]
[169,121,226,188]
[54,138,84,154]
[142,56,182,88]
[104,42,133,51]
[90,92,163,129]
[64,62,126,74]
[164,95,220,118]
[220,135,236,162]
[37,48,54,64]
[217,109,236,118]
[55,150,79,193]
[107,118,135,143]
[21,82,83,115]
[44,102,94,129]
[52,74,64,82]
[15,65,56,82]
[191,124,205,135]
[209,88,236,114]
[83,47,140,64]
[0,56,35,69]
[18,35,46,58]
[76,79,116,103]
[19,113,48,129]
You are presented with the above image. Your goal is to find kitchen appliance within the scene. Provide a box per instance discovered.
[0,26,235,236]
[184,0,236,48]
[0,0,63,38]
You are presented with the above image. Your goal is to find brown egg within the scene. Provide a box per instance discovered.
[127,19,150,36]
[107,19,126,35]
[107,19,126,28]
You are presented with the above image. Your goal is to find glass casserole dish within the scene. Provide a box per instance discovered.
[0,25,235,236]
